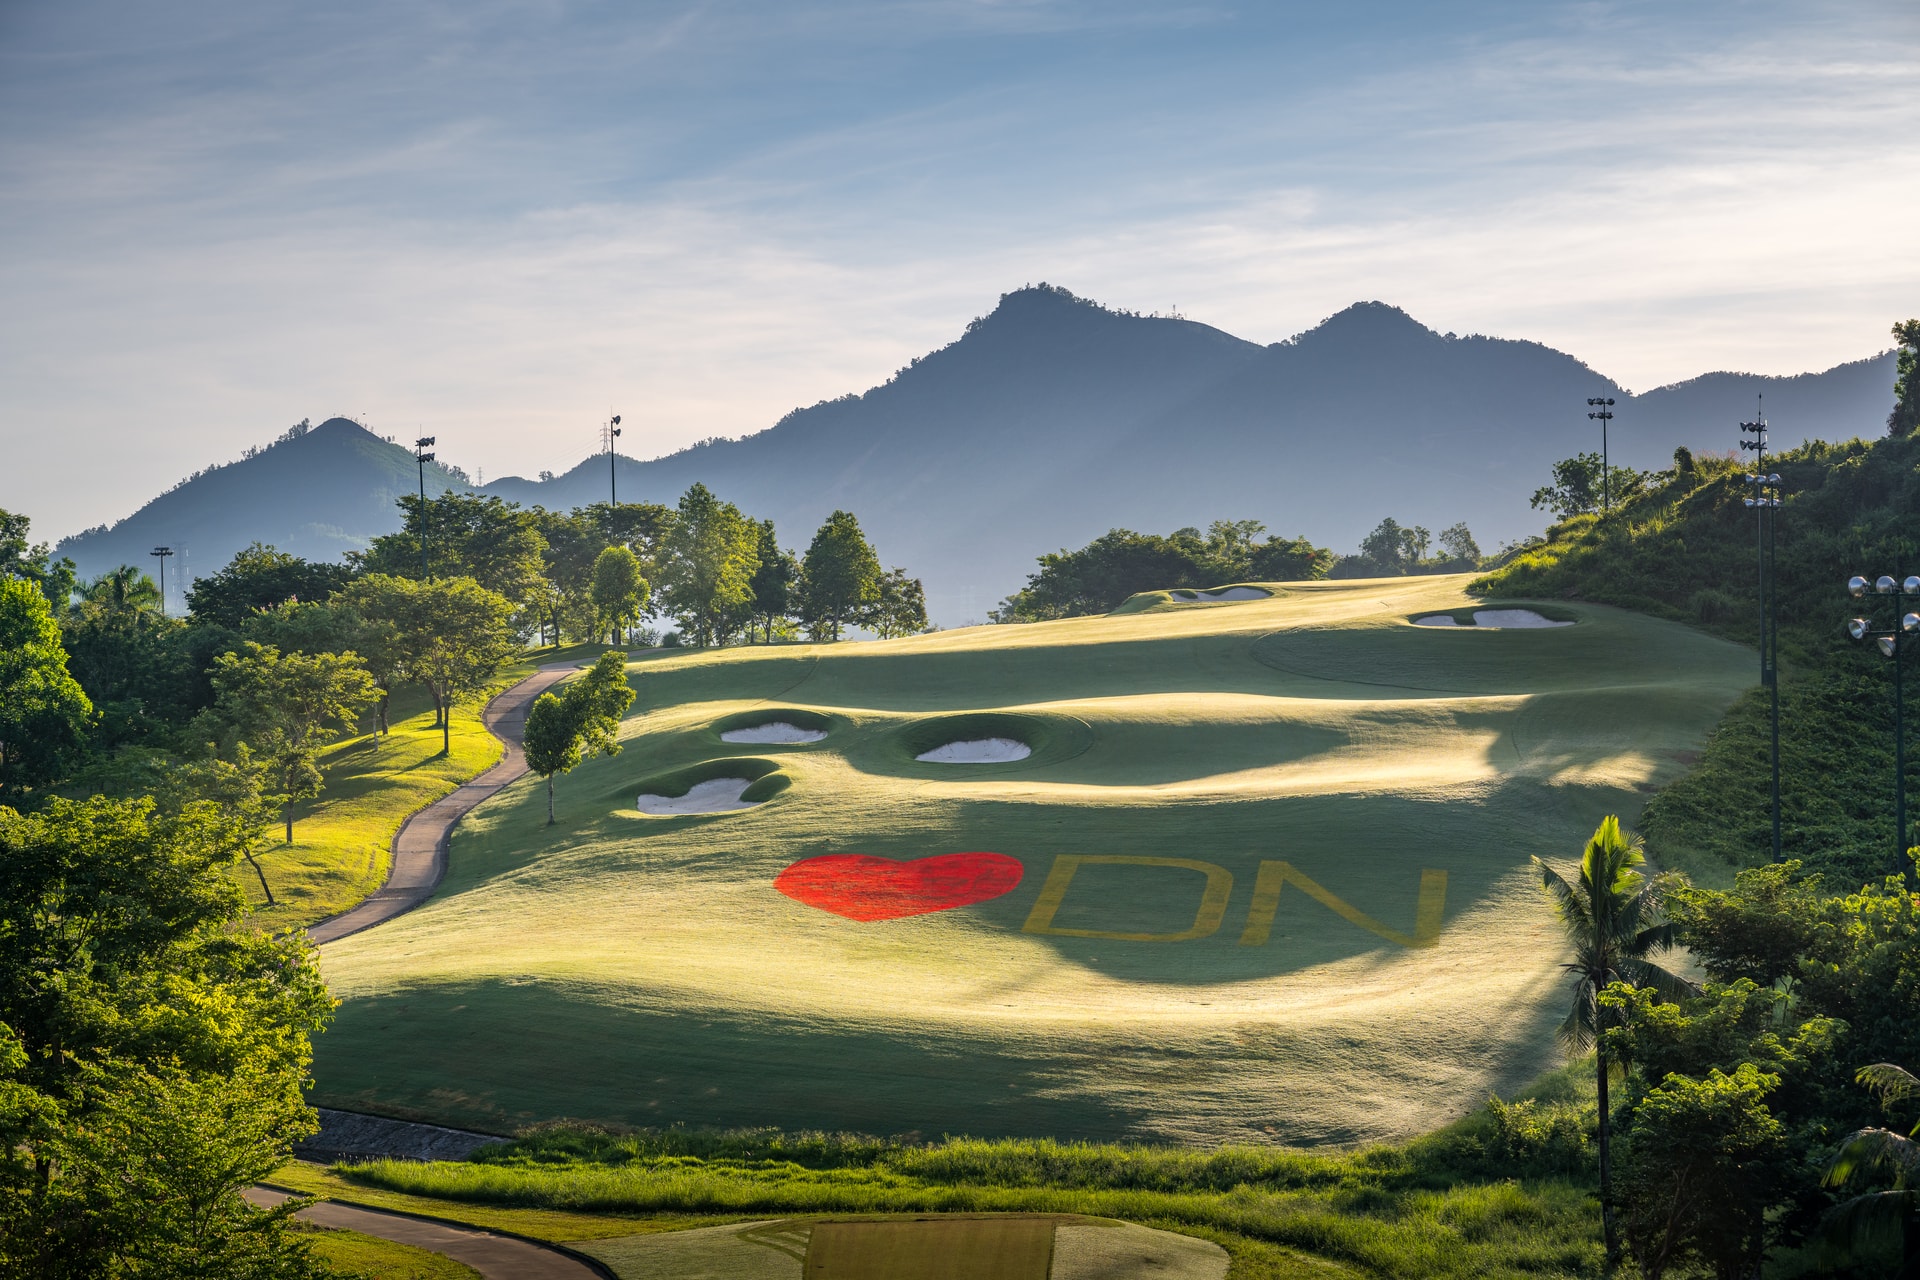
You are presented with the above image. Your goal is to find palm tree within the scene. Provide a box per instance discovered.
[1823,1062,1920,1272]
[82,564,159,614]
[1534,815,1692,1266]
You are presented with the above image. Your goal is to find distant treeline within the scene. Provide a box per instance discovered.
[992,516,1489,621]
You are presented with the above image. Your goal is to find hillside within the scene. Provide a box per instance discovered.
[53,288,1896,624]
[54,419,470,600]
[311,577,1751,1145]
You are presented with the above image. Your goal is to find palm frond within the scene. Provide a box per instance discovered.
[1617,957,1695,1002]
[1817,1188,1919,1252]
[1858,1062,1920,1107]
[1825,1127,1920,1188]
[1555,987,1597,1056]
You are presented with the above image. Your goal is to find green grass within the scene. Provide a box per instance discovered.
[329,1072,1604,1279]
[309,578,1751,1146]
[297,1221,481,1279]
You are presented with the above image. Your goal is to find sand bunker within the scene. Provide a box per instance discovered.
[916,738,1033,763]
[1414,609,1571,629]
[635,778,761,815]
[721,721,827,744]
[1169,586,1269,602]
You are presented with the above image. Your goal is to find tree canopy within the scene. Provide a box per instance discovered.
[0,577,93,805]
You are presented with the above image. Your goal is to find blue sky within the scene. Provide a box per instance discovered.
[3,0,1916,538]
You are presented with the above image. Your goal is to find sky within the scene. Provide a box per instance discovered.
[3,0,1916,541]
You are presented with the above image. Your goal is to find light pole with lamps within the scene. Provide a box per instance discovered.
[415,436,436,579]
[606,415,622,508]
[1587,397,1615,514]
[1846,571,1920,874]
[149,546,173,616]
[1741,402,1783,860]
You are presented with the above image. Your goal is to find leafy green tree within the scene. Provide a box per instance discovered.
[590,545,648,644]
[1890,319,1919,438]
[0,509,76,612]
[330,578,414,734]
[1614,1062,1787,1280]
[1530,453,1648,519]
[658,484,759,647]
[56,604,198,750]
[0,795,332,1277]
[864,567,929,639]
[1434,522,1481,569]
[746,519,798,643]
[354,492,548,606]
[1246,533,1335,582]
[522,652,634,823]
[160,746,281,904]
[205,641,377,841]
[184,543,353,630]
[1534,815,1691,1264]
[0,577,93,804]
[400,577,518,755]
[1824,1062,1920,1269]
[799,509,880,640]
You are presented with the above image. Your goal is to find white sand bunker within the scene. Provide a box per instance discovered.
[1169,586,1269,602]
[916,738,1033,763]
[1414,609,1573,629]
[720,721,826,744]
[634,778,761,815]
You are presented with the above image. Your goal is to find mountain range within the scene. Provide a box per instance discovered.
[56,285,1896,623]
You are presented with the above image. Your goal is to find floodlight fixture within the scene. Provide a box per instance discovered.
[1879,575,1898,594]
[149,545,174,616]
[1850,618,1871,640]
[1851,575,1870,597]
[1845,567,1919,872]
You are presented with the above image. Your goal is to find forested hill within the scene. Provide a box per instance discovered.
[56,420,471,606]
[484,287,1894,621]
[55,287,1894,624]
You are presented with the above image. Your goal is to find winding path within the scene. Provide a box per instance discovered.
[309,661,582,945]
[244,1187,608,1279]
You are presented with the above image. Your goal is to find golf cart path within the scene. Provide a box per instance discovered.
[244,1186,609,1279]
[308,660,583,946]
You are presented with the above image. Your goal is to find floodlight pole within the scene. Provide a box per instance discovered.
[607,414,623,508]
[1846,571,1919,875]
[149,546,173,616]
[415,436,437,579]
[1741,401,1782,861]
[1586,398,1615,514]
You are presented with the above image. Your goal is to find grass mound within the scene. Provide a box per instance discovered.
[310,578,1748,1147]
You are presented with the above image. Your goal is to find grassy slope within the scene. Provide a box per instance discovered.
[235,648,614,932]
[1473,432,1920,886]
[309,578,1749,1147]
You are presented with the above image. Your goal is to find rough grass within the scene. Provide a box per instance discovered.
[335,1076,1605,1279]
[311,579,1750,1146]
[296,1221,482,1279]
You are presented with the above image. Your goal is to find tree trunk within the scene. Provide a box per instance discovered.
[442,708,452,756]
[284,798,294,845]
[1598,1040,1618,1268]
[377,688,390,735]
[244,851,275,905]
[546,775,555,825]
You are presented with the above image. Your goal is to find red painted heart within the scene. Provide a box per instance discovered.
[775,853,1024,922]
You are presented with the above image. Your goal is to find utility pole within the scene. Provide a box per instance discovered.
[1847,569,1920,875]
[1741,399,1783,860]
[1586,398,1616,514]
[606,414,622,508]
[415,436,436,579]
[149,546,173,616]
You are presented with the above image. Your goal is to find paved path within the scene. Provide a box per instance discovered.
[245,1186,608,1279]
[310,662,581,945]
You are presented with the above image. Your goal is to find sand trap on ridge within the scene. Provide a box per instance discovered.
[721,722,827,743]
[917,738,1033,763]
[1169,586,1269,602]
[635,778,760,814]
[1414,609,1571,629]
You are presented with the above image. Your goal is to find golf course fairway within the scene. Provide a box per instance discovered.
[311,575,1753,1145]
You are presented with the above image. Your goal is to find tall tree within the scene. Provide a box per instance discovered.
[746,519,798,643]
[0,577,93,804]
[799,509,881,640]
[204,642,378,842]
[0,796,332,1278]
[353,492,548,606]
[80,565,160,616]
[590,546,648,644]
[1890,318,1920,438]
[522,652,634,824]
[184,543,353,630]
[400,578,518,755]
[331,578,418,734]
[1824,1061,1920,1270]
[657,484,759,647]
[0,508,76,612]
[864,567,929,639]
[1534,815,1692,1266]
